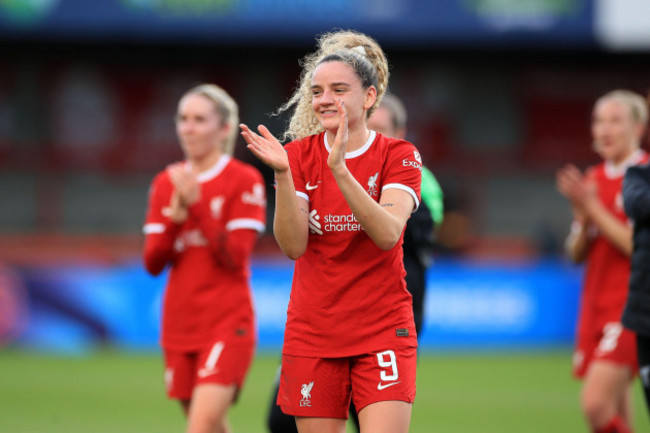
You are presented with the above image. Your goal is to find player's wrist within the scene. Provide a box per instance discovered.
[274,166,289,175]
[570,220,584,234]
[328,161,349,179]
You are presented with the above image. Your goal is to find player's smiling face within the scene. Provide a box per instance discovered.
[176,93,229,161]
[591,98,642,164]
[311,60,375,132]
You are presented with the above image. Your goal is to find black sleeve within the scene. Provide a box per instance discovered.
[623,165,650,223]
[403,199,435,267]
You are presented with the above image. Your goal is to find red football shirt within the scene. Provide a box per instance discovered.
[143,155,266,351]
[282,131,422,357]
[580,150,648,323]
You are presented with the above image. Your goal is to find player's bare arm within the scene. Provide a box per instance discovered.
[327,100,413,250]
[241,123,309,259]
[564,220,590,263]
[558,163,632,257]
[583,195,633,256]
[557,164,592,262]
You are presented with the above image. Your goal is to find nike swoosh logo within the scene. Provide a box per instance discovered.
[306,182,319,190]
[377,381,401,390]
[197,368,219,378]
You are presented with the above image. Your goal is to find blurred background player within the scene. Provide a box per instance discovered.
[368,93,443,335]
[143,84,267,433]
[265,93,444,433]
[557,90,648,433]
[241,30,421,433]
[621,89,650,419]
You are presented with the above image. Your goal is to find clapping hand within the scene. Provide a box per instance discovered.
[240,124,289,173]
[327,99,349,174]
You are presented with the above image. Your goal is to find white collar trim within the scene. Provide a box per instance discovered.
[604,150,645,179]
[191,155,231,183]
[324,130,376,159]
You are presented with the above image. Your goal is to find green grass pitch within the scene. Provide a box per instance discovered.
[0,349,646,432]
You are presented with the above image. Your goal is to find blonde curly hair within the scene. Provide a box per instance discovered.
[180,84,240,156]
[277,30,390,141]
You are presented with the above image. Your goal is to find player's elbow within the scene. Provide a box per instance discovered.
[274,225,308,260]
[622,237,633,258]
[275,235,307,260]
[374,229,402,251]
[280,244,306,261]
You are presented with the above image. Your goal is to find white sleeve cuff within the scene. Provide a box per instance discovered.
[382,183,419,211]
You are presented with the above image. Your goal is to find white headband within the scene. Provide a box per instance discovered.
[350,45,367,57]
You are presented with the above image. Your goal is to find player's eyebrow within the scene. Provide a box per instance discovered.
[311,82,351,90]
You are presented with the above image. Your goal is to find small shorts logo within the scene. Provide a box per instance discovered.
[572,350,584,370]
[164,368,174,391]
[367,172,379,197]
[300,381,314,407]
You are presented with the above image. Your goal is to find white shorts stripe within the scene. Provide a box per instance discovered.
[205,341,225,370]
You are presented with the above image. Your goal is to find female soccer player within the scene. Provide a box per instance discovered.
[557,90,648,433]
[266,92,441,433]
[241,31,421,433]
[143,84,266,433]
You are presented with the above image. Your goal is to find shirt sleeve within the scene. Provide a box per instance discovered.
[224,167,267,233]
[381,140,422,211]
[187,166,267,269]
[142,174,182,276]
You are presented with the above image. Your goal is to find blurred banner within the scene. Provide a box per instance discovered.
[0,0,594,47]
[595,0,650,50]
[2,258,582,353]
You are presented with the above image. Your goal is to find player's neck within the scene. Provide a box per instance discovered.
[189,149,224,174]
[609,147,638,167]
[326,126,370,153]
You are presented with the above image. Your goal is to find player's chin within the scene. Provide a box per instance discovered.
[319,115,340,128]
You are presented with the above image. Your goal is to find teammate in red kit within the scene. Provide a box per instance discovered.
[557,90,649,433]
[143,84,266,433]
[241,30,420,433]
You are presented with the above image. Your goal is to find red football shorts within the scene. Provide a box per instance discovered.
[277,346,417,419]
[163,337,255,400]
[573,321,638,378]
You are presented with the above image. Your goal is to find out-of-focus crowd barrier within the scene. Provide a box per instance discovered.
[0,256,582,353]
